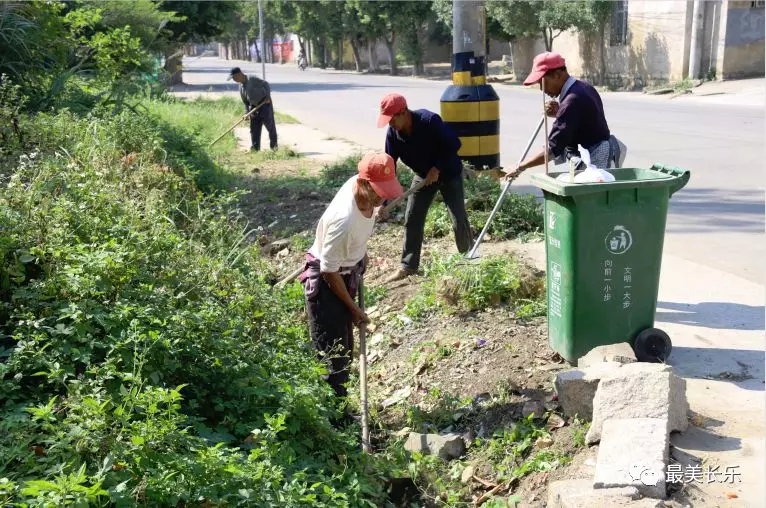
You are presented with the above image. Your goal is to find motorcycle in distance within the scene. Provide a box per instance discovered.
[297,52,308,71]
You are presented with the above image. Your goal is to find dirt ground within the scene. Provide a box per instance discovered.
[238,140,582,505]
[229,121,717,507]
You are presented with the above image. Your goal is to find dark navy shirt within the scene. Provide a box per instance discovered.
[549,79,610,158]
[384,109,463,181]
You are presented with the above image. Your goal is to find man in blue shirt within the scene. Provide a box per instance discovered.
[378,93,472,283]
[504,52,625,179]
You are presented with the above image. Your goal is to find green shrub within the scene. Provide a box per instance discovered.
[0,101,385,506]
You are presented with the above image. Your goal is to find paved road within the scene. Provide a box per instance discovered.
[181,57,764,285]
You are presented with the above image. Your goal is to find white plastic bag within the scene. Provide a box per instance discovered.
[573,165,615,183]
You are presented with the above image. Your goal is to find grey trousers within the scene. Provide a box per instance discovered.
[401,174,473,271]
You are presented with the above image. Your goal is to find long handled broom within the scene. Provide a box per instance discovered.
[465,115,545,260]
[208,98,269,148]
[356,280,371,452]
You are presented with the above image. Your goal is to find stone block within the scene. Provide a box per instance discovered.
[586,363,689,444]
[593,418,669,500]
[404,432,465,461]
[553,362,623,420]
[578,343,638,368]
[547,478,651,508]
[522,400,545,418]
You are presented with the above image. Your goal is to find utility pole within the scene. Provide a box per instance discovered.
[258,0,266,79]
[440,0,500,171]
[688,0,704,80]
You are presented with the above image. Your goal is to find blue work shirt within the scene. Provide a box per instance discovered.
[549,79,610,158]
[384,109,463,181]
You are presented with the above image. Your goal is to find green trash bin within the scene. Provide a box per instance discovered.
[530,164,690,365]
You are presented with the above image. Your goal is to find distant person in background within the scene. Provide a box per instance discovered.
[504,52,626,180]
[228,67,278,152]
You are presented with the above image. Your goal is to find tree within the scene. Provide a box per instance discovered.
[63,0,177,83]
[537,0,593,51]
[271,0,333,67]
[158,1,238,85]
[582,1,614,85]
[487,0,592,51]
[352,0,437,76]
[353,0,397,74]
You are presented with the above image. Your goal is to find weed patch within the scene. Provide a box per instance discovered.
[404,253,547,319]
[425,176,543,241]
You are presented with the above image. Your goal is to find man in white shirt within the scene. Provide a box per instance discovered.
[299,152,403,400]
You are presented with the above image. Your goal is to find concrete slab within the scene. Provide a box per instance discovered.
[554,362,623,420]
[594,418,670,499]
[547,479,643,508]
[586,364,689,444]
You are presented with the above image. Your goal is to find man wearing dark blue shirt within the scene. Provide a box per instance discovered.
[504,52,625,179]
[378,93,472,283]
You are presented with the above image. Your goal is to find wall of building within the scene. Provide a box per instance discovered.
[720,0,765,79]
[544,1,693,88]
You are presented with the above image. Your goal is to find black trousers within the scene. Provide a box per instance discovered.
[401,174,473,271]
[248,103,278,150]
[305,277,354,397]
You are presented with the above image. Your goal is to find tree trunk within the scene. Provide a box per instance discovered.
[318,39,327,68]
[338,39,344,69]
[367,40,378,72]
[384,36,397,75]
[544,28,553,52]
[511,37,536,83]
[413,24,426,77]
[298,36,306,58]
[599,24,607,86]
[350,38,362,72]
[164,47,183,86]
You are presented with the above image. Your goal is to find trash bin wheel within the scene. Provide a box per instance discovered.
[633,328,672,363]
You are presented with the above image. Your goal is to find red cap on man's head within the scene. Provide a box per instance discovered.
[523,52,567,86]
[377,93,407,128]
[357,152,403,200]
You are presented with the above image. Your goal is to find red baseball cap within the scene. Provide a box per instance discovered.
[524,52,567,86]
[377,93,407,128]
[357,152,403,200]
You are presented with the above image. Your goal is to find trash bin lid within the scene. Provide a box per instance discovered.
[530,166,690,198]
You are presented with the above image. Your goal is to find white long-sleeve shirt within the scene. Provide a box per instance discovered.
[308,175,375,273]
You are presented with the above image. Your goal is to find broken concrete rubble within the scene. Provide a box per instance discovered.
[593,418,669,499]
[553,362,623,420]
[578,342,638,368]
[522,400,545,418]
[403,432,466,461]
[586,363,689,444]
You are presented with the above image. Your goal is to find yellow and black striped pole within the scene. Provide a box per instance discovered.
[440,0,500,171]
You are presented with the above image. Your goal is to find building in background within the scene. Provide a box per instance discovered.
[548,0,765,88]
